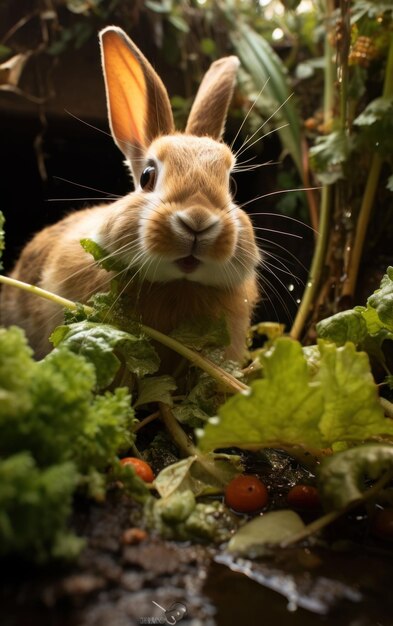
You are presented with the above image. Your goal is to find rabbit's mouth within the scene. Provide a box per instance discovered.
[175,255,201,274]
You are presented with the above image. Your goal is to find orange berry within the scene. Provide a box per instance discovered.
[120,457,155,482]
[225,475,268,513]
[287,484,321,510]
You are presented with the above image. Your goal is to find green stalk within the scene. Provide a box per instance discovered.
[141,324,248,393]
[0,274,247,394]
[290,4,334,340]
[159,403,235,485]
[342,33,393,299]
[0,274,92,314]
[290,180,331,340]
[159,403,198,457]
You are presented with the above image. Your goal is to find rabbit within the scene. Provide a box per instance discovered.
[0,26,261,367]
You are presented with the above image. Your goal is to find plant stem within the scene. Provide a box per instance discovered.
[0,274,93,314]
[141,324,248,394]
[159,403,198,457]
[290,5,335,340]
[301,137,319,235]
[159,403,235,485]
[290,185,331,340]
[134,411,160,433]
[342,32,393,299]
[0,274,247,394]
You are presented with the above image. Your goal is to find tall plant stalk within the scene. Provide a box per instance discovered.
[290,2,335,340]
[342,32,393,299]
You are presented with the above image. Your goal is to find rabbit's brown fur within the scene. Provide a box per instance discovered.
[0,27,260,366]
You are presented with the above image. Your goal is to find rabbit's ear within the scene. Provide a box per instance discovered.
[100,27,174,178]
[185,56,239,139]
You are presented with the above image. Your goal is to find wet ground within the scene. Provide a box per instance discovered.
[2,491,393,626]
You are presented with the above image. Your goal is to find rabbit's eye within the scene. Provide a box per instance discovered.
[140,165,156,191]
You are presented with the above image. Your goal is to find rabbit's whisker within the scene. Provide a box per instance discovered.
[258,248,303,285]
[230,78,271,150]
[65,110,150,158]
[241,186,320,210]
[232,160,278,173]
[249,210,319,234]
[46,197,115,203]
[254,234,310,274]
[260,270,294,324]
[252,226,302,239]
[52,176,121,198]
[236,123,290,160]
[234,92,295,158]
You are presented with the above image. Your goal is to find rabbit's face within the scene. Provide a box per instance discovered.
[100,134,260,289]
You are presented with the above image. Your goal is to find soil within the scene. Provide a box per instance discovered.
[1,493,216,626]
[2,488,393,626]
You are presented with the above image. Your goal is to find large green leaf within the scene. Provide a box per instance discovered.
[198,337,393,452]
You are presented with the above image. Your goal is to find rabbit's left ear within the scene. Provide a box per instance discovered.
[100,27,174,178]
[185,56,240,139]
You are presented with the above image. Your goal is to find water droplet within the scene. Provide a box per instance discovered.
[288,283,295,292]
[296,298,301,304]
[208,416,220,425]
[307,281,313,287]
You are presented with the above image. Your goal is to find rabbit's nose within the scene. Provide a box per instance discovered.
[174,209,220,237]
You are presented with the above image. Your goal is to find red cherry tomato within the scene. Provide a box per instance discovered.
[287,484,321,510]
[225,475,269,513]
[120,457,155,483]
[372,509,393,540]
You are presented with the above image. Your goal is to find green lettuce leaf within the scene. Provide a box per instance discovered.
[170,315,230,350]
[309,129,352,185]
[318,444,393,510]
[154,453,243,499]
[227,510,305,556]
[0,326,138,561]
[0,452,83,562]
[317,341,390,444]
[144,489,239,543]
[317,267,393,341]
[198,338,393,452]
[354,96,393,127]
[80,237,125,273]
[173,373,224,426]
[0,326,34,418]
[317,268,393,379]
[367,267,393,332]
[199,338,324,451]
[316,308,368,346]
[50,321,159,388]
[134,375,177,408]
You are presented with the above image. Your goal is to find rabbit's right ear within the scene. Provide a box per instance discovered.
[100,27,174,180]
